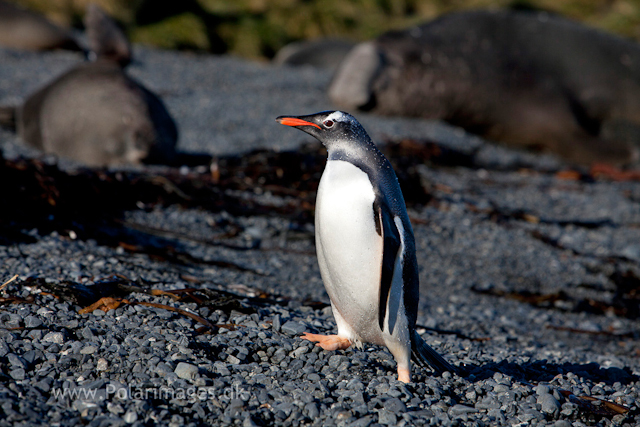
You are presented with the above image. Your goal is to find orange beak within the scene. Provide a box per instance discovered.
[276,117,321,129]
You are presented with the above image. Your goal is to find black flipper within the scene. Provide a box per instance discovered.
[411,329,456,375]
[374,198,401,332]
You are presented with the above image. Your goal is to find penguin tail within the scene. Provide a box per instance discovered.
[411,329,457,375]
[0,106,16,131]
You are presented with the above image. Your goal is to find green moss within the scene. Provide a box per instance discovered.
[9,0,640,59]
[131,13,210,51]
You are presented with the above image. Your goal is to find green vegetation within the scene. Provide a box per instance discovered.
[133,13,211,51]
[9,0,640,59]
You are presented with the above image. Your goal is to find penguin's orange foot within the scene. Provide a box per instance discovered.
[301,332,351,351]
[397,367,411,383]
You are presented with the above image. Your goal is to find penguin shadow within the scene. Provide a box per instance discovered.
[460,359,637,387]
[0,1,82,52]
[0,4,179,167]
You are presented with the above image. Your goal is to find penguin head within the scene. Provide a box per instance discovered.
[276,110,373,151]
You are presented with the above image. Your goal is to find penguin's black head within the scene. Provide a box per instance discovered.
[276,110,372,150]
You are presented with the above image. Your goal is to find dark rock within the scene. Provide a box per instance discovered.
[24,315,43,328]
[9,368,25,380]
[7,353,28,369]
[272,315,281,333]
[377,409,397,425]
[449,404,478,416]
[383,397,407,414]
[538,393,561,416]
[280,321,305,336]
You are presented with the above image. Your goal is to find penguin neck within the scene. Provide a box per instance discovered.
[325,138,390,180]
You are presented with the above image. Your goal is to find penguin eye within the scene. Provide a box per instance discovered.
[323,119,335,128]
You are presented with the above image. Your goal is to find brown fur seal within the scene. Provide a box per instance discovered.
[0,1,81,52]
[4,4,177,166]
[329,10,640,165]
[273,38,356,72]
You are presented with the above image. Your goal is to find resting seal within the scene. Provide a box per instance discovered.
[330,10,640,165]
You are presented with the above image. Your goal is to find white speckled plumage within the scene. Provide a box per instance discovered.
[315,159,383,346]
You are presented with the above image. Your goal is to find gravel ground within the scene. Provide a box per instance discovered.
[0,46,639,426]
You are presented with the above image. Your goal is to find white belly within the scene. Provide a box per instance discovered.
[315,160,383,344]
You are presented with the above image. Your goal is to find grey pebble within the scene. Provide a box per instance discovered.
[123,411,138,424]
[24,315,43,328]
[227,354,241,365]
[449,404,478,416]
[155,362,174,376]
[80,344,98,354]
[292,346,308,358]
[377,408,398,425]
[35,378,52,392]
[243,416,259,427]
[7,353,28,369]
[538,393,561,415]
[272,315,281,333]
[9,368,26,380]
[329,354,348,369]
[535,385,551,395]
[174,362,198,380]
[488,407,506,423]
[304,401,319,419]
[96,358,109,371]
[383,397,407,413]
[42,332,65,344]
[493,384,510,393]
[81,326,95,340]
[280,320,306,335]
[350,415,373,427]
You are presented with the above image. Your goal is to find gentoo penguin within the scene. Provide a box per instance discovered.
[276,110,454,383]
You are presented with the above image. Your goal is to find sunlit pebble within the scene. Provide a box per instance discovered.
[68,230,77,240]
[97,358,109,371]
[476,169,489,179]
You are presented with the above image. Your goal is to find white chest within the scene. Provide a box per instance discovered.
[315,160,383,336]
